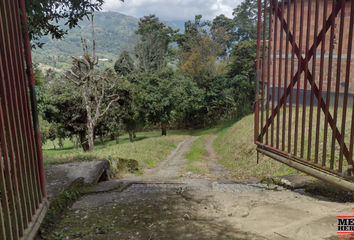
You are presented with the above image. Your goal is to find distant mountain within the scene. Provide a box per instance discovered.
[166,20,186,30]
[32,12,182,71]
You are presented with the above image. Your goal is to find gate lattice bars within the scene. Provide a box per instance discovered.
[255,0,354,190]
[0,0,48,239]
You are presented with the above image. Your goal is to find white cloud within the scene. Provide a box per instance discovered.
[101,0,243,21]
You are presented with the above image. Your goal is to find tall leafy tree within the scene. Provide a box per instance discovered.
[211,14,236,56]
[96,83,135,143]
[174,14,210,52]
[134,14,178,73]
[220,0,259,116]
[178,35,222,86]
[232,0,258,41]
[44,77,89,151]
[135,14,176,45]
[172,75,204,128]
[228,40,257,80]
[176,15,223,87]
[227,40,257,108]
[134,33,167,73]
[114,50,135,76]
[135,68,176,136]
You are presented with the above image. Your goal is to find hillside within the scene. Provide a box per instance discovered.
[32,12,182,71]
[213,114,298,179]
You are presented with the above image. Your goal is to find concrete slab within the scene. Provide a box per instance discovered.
[85,180,126,193]
[274,174,317,189]
[45,160,110,199]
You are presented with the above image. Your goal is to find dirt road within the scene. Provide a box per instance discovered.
[47,136,352,240]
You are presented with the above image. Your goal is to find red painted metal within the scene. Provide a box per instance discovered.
[308,0,320,163]
[19,0,47,200]
[255,0,262,143]
[10,0,38,218]
[0,3,22,238]
[255,0,354,182]
[0,0,47,238]
[348,0,354,175]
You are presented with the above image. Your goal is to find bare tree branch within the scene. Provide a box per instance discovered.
[63,12,123,151]
[98,96,120,118]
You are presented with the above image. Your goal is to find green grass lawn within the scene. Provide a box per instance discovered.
[43,131,187,170]
[42,114,305,180]
[213,113,300,179]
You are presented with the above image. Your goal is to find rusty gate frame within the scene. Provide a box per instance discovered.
[0,0,48,239]
[255,0,354,191]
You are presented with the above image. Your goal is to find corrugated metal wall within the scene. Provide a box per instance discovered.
[0,1,47,239]
[255,0,354,189]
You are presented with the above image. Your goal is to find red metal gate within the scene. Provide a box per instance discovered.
[0,0,48,239]
[255,0,354,190]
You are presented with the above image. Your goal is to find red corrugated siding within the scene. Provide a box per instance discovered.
[0,1,47,239]
[255,0,354,179]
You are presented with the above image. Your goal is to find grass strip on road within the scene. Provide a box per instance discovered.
[183,135,211,174]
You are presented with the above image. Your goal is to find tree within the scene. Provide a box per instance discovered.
[178,34,222,86]
[135,14,177,48]
[228,40,257,81]
[211,14,236,56]
[134,14,178,73]
[134,33,167,73]
[25,0,124,47]
[176,15,223,87]
[173,14,242,127]
[172,75,204,128]
[227,40,257,110]
[232,0,258,41]
[96,82,134,143]
[114,50,134,76]
[33,67,51,145]
[64,15,123,151]
[135,68,176,136]
[174,14,210,52]
[44,77,89,151]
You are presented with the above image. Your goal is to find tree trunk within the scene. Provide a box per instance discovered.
[87,121,95,151]
[115,131,119,144]
[99,135,105,145]
[110,133,115,141]
[133,130,136,138]
[129,132,133,142]
[161,121,167,136]
[58,138,63,149]
[79,132,89,152]
[72,135,78,149]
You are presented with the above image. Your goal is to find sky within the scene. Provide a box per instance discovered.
[102,0,243,22]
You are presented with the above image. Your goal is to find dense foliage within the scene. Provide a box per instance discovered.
[36,0,258,150]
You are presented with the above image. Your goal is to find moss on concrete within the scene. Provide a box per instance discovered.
[36,178,85,239]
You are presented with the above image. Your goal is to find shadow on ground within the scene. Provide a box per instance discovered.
[43,185,266,240]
